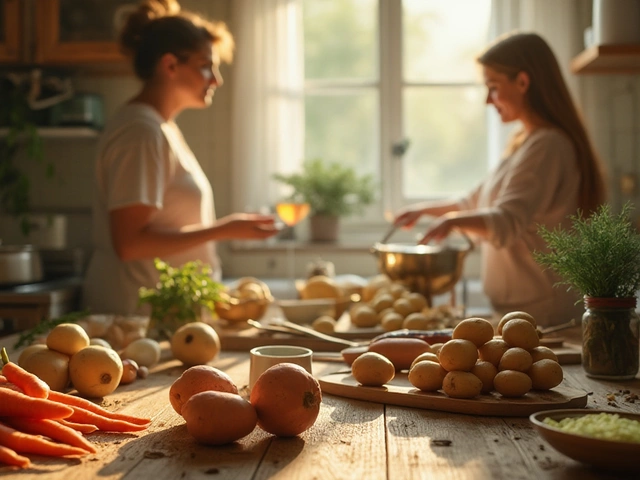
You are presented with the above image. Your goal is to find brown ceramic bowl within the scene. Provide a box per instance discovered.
[529,409,640,471]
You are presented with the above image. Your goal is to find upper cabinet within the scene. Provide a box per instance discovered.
[571,45,640,74]
[0,0,21,62]
[34,0,137,65]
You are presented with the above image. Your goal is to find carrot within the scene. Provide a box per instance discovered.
[0,422,87,457]
[67,407,149,433]
[57,419,99,434]
[0,445,31,469]
[2,417,97,454]
[1,348,49,399]
[0,389,73,420]
[48,391,151,425]
[0,374,7,383]
[0,382,23,393]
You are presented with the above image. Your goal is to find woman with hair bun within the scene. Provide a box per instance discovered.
[393,32,608,327]
[83,0,279,315]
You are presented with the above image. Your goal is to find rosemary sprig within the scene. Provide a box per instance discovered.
[535,203,640,298]
[13,309,90,350]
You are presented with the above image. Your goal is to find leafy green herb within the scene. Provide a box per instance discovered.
[535,202,640,298]
[272,158,376,217]
[138,258,224,337]
[13,309,90,350]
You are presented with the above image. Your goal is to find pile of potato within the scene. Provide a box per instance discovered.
[18,323,161,397]
[352,311,564,399]
[349,274,459,331]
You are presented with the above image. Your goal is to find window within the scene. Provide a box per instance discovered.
[302,0,492,221]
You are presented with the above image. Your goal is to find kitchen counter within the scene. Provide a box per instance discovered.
[1,333,638,479]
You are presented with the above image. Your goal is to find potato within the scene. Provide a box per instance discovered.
[453,318,494,347]
[183,391,257,445]
[530,346,558,363]
[17,344,48,367]
[442,371,483,399]
[430,343,445,356]
[528,359,564,390]
[438,339,478,372]
[501,319,539,350]
[410,351,438,369]
[497,311,536,335]
[351,305,379,328]
[351,352,395,386]
[402,312,430,330]
[69,346,123,398]
[408,361,447,391]
[471,361,498,394]
[123,338,162,368]
[498,347,533,372]
[478,338,509,367]
[392,298,413,317]
[312,315,336,333]
[372,294,395,313]
[47,323,90,356]
[381,311,404,332]
[368,338,432,371]
[405,292,428,313]
[21,348,70,392]
[493,370,532,397]
[171,323,220,366]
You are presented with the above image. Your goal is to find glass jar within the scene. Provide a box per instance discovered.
[582,296,640,380]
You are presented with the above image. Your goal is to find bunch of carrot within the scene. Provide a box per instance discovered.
[0,347,151,470]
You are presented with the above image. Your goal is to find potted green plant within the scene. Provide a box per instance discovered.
[273,159,376,242]
[138,258,225,339]
[534,202,640,380]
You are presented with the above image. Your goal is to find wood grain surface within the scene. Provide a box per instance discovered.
[1,332,638,479]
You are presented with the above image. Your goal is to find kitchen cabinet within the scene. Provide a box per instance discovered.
[34,0,137,65]
[571,44,640,74]
[0,0,21,62]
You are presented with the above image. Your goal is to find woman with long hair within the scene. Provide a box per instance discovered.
[394,32,607,327]
[83,0,279,315]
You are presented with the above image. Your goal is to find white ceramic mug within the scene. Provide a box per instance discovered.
[249,345,313,390]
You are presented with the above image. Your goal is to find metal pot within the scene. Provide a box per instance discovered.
[0,245,43,286]
[370,231,473,302]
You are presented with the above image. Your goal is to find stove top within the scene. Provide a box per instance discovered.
[0,275,83,295]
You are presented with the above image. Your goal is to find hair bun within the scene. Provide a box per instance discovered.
[119,0,181,56]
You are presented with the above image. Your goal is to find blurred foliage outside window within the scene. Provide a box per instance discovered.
[302,0,492,209]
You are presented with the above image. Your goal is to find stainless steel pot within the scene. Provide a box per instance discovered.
[0,245,43,285]
[370,231,473,301]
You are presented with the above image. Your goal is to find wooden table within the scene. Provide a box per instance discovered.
[1,333,639,480]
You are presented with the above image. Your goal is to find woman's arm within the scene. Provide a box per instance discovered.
[110,205,278,261]
[393,199,463,229]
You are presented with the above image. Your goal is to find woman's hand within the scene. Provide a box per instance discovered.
[218,213,281,239]
[393,206,426,229]
[418,215,456,245]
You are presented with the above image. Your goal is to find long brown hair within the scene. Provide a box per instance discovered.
[119,0,234,80]
[478,32,607,215]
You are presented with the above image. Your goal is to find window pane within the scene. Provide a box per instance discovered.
[403,86,487,199]
[305,92,379,180]
[403,0,491,83]
[303,0,377,81]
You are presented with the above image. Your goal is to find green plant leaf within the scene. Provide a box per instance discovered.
[273,158,376,217]
[535,202,640,298]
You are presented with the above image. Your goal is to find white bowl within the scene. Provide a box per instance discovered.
[276,298,338,324]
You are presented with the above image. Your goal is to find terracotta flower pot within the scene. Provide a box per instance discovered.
[309,214,339,242]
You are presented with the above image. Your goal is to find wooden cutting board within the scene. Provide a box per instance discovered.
[318,371,588,417]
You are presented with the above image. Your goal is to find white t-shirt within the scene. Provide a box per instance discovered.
[458,128,584,327]
[82,103,220,315]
